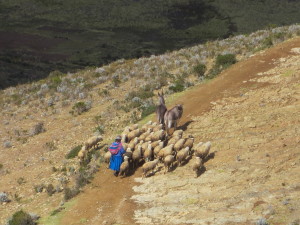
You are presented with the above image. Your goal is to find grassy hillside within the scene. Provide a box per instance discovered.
[1,0,300,89]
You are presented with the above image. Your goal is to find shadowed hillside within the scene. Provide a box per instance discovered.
[1,0,300,88]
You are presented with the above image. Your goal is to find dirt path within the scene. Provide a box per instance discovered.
[59,37,300,225]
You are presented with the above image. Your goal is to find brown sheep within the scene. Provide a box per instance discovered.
[142,159,159,178]
[182,137,194,150]
[85,135,103,150]
[127,129,141,142]
[151,129,165,142]
[168,135,182,145]
[158,144,174,160]
[144,143,154,162]
[194,141,211,159]
[174,138,186,152]
[164,155,175,174]
[119,156,130,177]
[192,156,203,178]
[154,141,164,158]
[176,147,190,166]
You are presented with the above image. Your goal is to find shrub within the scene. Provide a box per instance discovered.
[216,54,237,68]
[262,36,273,48]
[98,89,110,97]
[169,77,185,93]
[45,141,57,151]
[94,125,105,135]
[66,145,82,159]
[64,187,80,201]
[34,184,44,193]
[46,184,55,196]
[29,122,45,136]
[0,163,3,170]
[71,101,91,115]
[112,76,121,87]
[141,104,156,119]
[193,63,206,78]
[17,177,26,185]
[7,210,36,225]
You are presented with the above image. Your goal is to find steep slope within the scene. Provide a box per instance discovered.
[57,38,300,224]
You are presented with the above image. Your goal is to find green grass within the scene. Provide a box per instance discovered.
[38,200,77,225]
[65,145,82,159]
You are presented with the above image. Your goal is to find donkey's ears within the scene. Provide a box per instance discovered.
[158,92,161,96]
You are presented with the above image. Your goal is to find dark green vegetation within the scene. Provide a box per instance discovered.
[65,145,82,159]
[8,210,36,225]
[1,0,300,89]
[208,53,237,79]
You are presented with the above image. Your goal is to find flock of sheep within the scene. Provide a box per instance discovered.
[104,121,212,178]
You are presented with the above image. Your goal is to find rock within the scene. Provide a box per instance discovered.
[29,213,40,221]
[256,218,269,225]
[0,192,11,203]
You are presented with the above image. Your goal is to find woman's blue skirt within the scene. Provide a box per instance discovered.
[109,155,123,171]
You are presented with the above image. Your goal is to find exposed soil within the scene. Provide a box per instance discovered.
[1,37,299,225]
[57,38,300,224]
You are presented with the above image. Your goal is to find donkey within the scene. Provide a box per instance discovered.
[164,104,183,136]
[156,91,167,125]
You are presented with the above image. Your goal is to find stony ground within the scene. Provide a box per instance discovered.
[132,44,300,224]
[0,37,299,225]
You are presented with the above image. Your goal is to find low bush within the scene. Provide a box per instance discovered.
[46,184,55,196]
[71,101,91,115]
[169,77,185,93]
[141,103,156,119]
[64,187,80,201]
[215,54,237,68]
[8,210,36,225]
[193,63,206,78]
[29,122,45,136]
[94,125,105,135]
[65,145,82,159]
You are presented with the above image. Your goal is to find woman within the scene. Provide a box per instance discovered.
[109,135,125,177]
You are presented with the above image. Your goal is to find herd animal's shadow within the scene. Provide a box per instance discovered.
[178,154,193,167]
[204,152,215,163]
[145,166,162,178]
[177,120,194,131]
[196,165,206,178]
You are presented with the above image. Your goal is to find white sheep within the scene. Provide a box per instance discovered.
[151,129,165,142]
[168,135,182,145]
[139,128,153,141]
[77,146,87,163]
[172,129,183,137]
[154,141,164,158]
[127,129,141,142]
[176,147,190,166]
[194,141,211,159]
[142,159,159,178]
[85,135,103,150]
[164,155,175,174]
[128,137,139,150]
[192,156,203,178]
[174,138,186,152]
[144,143,153,162]
[183,136,194,149]
[158,144,174,160]
[153,124,163,132]
[145,132,154,142]
[119,156,130,177]
[104,151,111,168]
[133,145,142,169]
[129,124,139,131]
